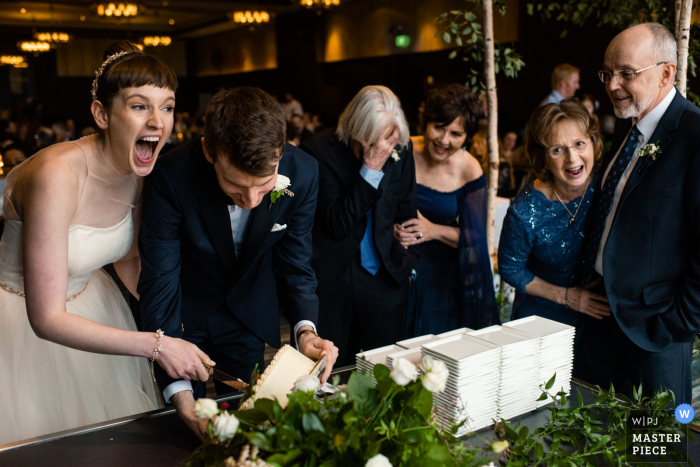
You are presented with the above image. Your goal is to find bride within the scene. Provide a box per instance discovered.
[0,41,214,445]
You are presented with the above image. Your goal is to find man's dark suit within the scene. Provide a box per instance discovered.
[138,138,319,395]
[579,90,700,402]
[300,128,419,366]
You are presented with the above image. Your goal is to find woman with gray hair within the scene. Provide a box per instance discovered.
[300,85,418,366]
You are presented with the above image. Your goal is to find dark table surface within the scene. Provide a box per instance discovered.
[1,369,698,467]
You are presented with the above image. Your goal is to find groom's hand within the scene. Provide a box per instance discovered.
[298,330,339,384]
[171,390,208,442]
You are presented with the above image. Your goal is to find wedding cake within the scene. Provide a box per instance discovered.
[239,345,317,410]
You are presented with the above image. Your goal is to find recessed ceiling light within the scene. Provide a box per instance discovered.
[80,15,86,21]
[168,18,175,25]
[20,8,26,14]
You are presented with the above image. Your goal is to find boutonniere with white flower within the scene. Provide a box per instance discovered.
[270,174,294,204]
[637,141,662,161]
[390,149,400,162]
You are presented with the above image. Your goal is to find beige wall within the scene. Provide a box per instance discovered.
[323,0,519,63]
[192,23,277,77]
[56,38,187,77]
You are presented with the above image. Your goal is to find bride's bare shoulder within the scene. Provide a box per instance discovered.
[21,142,87,181]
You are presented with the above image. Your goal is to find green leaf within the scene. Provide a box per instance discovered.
[302,412,325,432]
[247,432,273,451]
[410,385,433,418]
[615,436,627,451]
[270,190,280,203]
[443,32,451,44]
[527,3,534,15]
[373,364,390,383]
[347,372,379,417]
[545,373,557,390]
[449,50,457,59]
[426,443,451,461]
[462,27,472,34]
[455,36,463,47]
[536,391,548,401]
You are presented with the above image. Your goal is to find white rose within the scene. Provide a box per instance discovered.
[419,355,449,393]
[365,453,392,467]
[193,398,219,420]
[293,374,320,393]
[390,358,418,386]
[480,463,496,467]
[213,411,240,442]
[274,174,291,192]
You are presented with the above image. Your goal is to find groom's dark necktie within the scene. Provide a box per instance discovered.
[585,125,640,278]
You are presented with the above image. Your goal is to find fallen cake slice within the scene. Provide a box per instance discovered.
[239,345,316,410]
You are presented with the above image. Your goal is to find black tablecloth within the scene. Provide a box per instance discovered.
[1,370,698,467]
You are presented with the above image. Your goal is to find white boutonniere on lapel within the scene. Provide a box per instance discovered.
[391,149,400,162]
[270,174,294,204]
[637,141,662,161]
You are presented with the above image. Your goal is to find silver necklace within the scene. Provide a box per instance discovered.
[552,176,592,226]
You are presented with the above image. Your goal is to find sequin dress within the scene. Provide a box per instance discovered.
[498,180,596,327]
[405,175,500,336]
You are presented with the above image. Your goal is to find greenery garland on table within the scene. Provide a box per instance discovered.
[187,357,696,467]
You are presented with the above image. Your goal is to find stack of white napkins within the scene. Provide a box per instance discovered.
[396,334,442,349]
[436,327,474,338]
[421,334,501,435]
[356,344,404,381]
[503,316,575,407]
[386,347,423,372]
[467,326,540,420]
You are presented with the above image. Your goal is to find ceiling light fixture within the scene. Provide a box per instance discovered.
[95,3,139,17]
[301,0,340,8]
[1,56,26,67]
[143,36,171,46]
[232,11,270,24]
[19,42,51,53]
[34,32,70,43]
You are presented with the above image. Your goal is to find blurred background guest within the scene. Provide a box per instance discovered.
[395,84,499,336]
[500,130,529,195]
[499,100,610,330]
[580,93,598,117]
[286,119,302,146]
[280,92,303,122]
[541,63,580,106]
[300,85,418,366]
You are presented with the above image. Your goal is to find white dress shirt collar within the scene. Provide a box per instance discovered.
[635,86,676,143]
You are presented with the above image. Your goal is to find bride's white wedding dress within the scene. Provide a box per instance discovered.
[0,137,163,446]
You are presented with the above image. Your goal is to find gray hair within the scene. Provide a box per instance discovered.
[336,85,410,148]
[642,22,677,66]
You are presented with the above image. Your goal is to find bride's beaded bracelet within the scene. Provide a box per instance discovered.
[150,329,164,382]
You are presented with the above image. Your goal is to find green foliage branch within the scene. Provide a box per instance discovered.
[435,1,526,93]
[498,374,695,466]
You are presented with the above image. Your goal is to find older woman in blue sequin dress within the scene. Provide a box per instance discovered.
[499,100,611,327]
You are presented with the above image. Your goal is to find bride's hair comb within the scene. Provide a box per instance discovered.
[91,50,137,101]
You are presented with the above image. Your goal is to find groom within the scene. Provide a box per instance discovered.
[138,87,337,436]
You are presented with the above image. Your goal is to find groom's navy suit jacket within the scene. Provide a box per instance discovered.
[589,90,700,352]
[138,138,319,392]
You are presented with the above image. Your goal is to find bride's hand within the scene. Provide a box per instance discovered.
[155,336,215,381]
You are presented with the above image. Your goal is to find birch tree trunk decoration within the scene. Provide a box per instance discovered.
[676,0,693,97]
[675,0,683,40]
[482,0,499,258]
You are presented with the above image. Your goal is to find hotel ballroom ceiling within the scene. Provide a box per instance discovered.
[0,1,301,37]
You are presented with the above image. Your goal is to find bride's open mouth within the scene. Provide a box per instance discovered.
[134,136,160,165]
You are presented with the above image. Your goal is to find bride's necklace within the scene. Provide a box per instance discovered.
[552,175,592,226]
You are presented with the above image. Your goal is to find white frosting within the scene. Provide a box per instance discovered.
[239,345,316,410]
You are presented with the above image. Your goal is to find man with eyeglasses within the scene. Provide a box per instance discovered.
[577,22,700,405]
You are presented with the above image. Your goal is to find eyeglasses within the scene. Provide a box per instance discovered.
[547,139,590,158]
[598,62,668,84]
